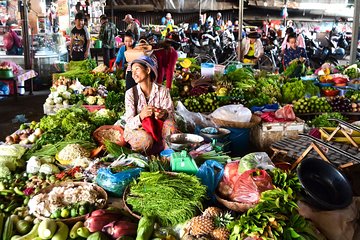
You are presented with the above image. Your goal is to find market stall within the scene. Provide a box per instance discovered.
[1,56,360,240]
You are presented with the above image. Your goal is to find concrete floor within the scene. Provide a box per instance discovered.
[0,90,49,141]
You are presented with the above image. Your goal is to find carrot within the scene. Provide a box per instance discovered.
[90,145,104,158]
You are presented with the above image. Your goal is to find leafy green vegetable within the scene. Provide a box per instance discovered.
[281,80,305,103]
[309,112,347,127]
[283,59,306,78]
[126,172,207,226]
[105,91,125,113]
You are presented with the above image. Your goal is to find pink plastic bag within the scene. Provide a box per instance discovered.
[275,104,296,121]
[229,169,274,204]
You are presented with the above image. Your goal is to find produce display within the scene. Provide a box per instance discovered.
[2,56,360,240]
[292,96,332,114]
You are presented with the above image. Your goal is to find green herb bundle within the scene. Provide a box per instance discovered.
[126,171,207,226]
[309,112,347,128]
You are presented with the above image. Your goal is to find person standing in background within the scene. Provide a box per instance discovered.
[214,12,224,30]
[70,13,90,61]
[99,14,117,67]
[164,13,174,26]
[281,27,305,53]
[115,30,137,90]
[123,14,140,42]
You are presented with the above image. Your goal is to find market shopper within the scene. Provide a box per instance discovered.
[69,13,90,61]
[123,14,140,42]
[4,24,23,56]
[241,31,264,63]
[152,39,178,89]
[123,56,177,154]
[115,30,137,90]
[281,27,305,53]
[163,13,174,26]
[283,33,308,67]
[214,12,224,30]
[98,14,117,68]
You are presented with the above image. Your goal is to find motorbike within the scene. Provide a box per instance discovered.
[304,35,339,69]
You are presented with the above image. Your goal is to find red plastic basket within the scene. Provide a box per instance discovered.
[83,105,106,112]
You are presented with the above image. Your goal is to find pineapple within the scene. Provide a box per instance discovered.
[202,207,223,218]
[211,227,230,240]
[214,211,234,228]
[189,216,215,236]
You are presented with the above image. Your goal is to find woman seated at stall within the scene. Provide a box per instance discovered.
[283,33,308,67]
[241,31,264,64]
[123,56,177,154]
[115,30,137,90]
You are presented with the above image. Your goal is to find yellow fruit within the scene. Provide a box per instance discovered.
[189,216,215,236]
[211,228,230,240]
[180,58,192,68]
[203,207,223,218]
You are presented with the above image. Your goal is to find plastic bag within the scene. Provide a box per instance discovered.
[176,101,217,129]
[196,160,224,203]
[229,169,273,204]
[275,104,296,121]
[210,104,251,122]
[238,152,275,174]
[96,167,143,197]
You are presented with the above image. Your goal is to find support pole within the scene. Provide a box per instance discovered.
[20,0,31,70]
[238,0,244,61]
[111,0,114,23]
[350,1,360,64]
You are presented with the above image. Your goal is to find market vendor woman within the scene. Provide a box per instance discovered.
[124,56,177,154]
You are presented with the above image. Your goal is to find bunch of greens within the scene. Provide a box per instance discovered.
[303,81,320,97]
[247,76,282,107]
[226,68,256,91]
[229,169,322,240]
[105,91,125,113]
[126,171,206,226]
[308,112,347,127]
[38,107,118,145]
[283,59,306,78]
[93,72,126,92]
[53,70,95,86]
[68,59,97,71]
[281,80,305,103]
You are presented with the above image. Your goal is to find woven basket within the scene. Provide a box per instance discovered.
[32,182,108,224]
[93,125,126,147]
[212,114,261,128]
[215,192,255,212]
[125,39,153,62]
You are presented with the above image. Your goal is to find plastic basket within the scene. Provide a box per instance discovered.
[83,105,106,112]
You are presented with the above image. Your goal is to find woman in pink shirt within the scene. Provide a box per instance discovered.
[123,56,177,154]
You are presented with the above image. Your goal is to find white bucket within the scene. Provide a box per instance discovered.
[201,63,215,77]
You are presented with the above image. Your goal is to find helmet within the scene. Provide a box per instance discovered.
[207,16,213,24]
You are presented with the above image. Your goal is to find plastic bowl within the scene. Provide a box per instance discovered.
[297,158,353,210]
[318,82,334,88]
[301,75,317,81]
[322,89,339,96]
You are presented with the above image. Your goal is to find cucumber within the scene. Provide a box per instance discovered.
[76,227,90,238]
[2,215,17,240]
[15,223,40,240]
[10,235,21,240]
[38,219,57,239]
[15,220,33,235]
[69,221,84,239]
[51,222,69,240]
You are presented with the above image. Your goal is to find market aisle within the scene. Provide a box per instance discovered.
[0,90,49,141]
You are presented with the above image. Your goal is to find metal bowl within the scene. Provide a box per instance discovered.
[199,127,231,140]
[166,133,204,150]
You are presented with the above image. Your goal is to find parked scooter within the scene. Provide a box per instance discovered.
[304,35,339,69]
